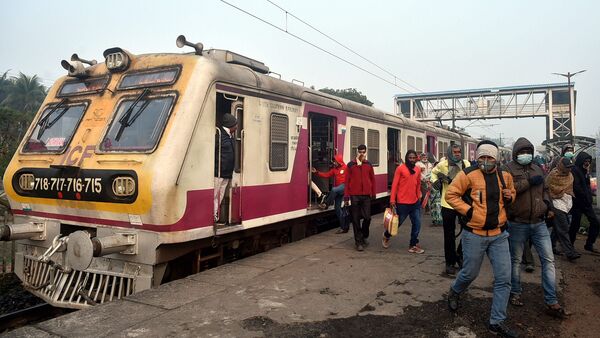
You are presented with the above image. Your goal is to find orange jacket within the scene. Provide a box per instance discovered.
[390,163,421,204]
[446,166,516,236]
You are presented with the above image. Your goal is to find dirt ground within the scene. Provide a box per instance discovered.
[243,238,600,338]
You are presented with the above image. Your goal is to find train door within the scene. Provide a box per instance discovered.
[387,128,401,189]
[215,92,244,226]
[426,135,437,158]
[308,113,335,208]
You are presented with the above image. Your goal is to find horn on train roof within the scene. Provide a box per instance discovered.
[176,35,204,55]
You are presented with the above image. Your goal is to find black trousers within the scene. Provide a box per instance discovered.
[350,195,371,245]
[569,204,600,247]
[442,207,459,266]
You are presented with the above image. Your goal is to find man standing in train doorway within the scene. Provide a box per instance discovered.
[344,144,376,251]
[214,113,237,224]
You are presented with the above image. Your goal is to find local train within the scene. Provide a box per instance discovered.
[1,35,487,309]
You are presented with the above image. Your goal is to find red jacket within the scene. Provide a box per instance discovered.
[316,154,347,186]
[390,164,421,204]
[344,159,376,199]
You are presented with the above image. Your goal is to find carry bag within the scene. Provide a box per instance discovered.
[383,207,399,236]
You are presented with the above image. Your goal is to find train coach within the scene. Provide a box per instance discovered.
[1,35,479,308]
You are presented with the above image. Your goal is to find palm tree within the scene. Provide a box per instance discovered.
[0,70,11,103]
[1,72,47,113]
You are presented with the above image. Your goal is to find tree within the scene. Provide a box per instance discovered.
[0,70,11,104]
[1,72,46,114]
[318,87,373,107]
[0,106,34,175]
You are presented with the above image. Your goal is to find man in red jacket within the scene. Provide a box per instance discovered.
[312,154,348,233]
[344,144,376,251]
[382,150,424,253]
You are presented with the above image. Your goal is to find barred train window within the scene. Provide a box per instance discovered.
[407,136,415,152]
[350,126,365,156]
[270,113,288,171]
[367,129,379,166]
[416,137,423,154]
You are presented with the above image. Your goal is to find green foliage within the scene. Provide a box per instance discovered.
[0,71,46,177]
[318,87,373,107]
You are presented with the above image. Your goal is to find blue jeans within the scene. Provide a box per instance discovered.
[451,230,511,325]
[326,184,347,230]
[508,221,557,305]
[384,201,421,247]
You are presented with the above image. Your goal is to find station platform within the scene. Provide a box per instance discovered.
[4,213,548,337]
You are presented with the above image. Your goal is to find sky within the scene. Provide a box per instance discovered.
[1,0,599,150]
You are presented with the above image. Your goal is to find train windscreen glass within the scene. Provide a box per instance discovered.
[22,103,87,153]
[58,76,109,97]
[100,95,175,152]
[118,68,179,90]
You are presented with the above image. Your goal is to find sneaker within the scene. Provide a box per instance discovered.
[335,229,349,234]
[318,203,328,210]
[382,236,390,249]
[509,294,524,307]
[445,264,456,276]
[525,264,534,273]
[567,253,582,261]
[546,303,570,319]
[318,193,328,205]
[488,322,518,338]
[356,244,364,252]
[408,245,425,254]
[447,288,459,312]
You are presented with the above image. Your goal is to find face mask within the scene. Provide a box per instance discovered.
[478,159,496,173]
[564,151,574,159]
[516,154,533,165]
[450,154,461,163]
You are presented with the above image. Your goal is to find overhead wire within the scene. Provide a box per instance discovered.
[219,0,413,93]
[265,0,423,93]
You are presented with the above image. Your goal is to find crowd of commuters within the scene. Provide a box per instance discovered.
[307,138,596,338]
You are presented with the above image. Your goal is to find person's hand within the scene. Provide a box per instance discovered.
[547,210,555,219]
[390,202,396,209]
[311,167,317,173]
[344,200,349,207]
[528,175,544,186]
[502,189,512,200]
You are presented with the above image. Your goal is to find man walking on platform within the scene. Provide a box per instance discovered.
[382,150,424,253]
[503,137,568,318]
[430,144,470,275]
[344,145,376,251]
[445,140,518,338]
[570,152,600,252]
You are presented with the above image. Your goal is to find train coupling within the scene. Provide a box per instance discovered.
[66,231,137,271]
[0,222,46,241]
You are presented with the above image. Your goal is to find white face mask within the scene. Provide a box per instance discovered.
[516,154,533,165]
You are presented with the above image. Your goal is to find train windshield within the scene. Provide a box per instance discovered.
[22,102,87,153]
[100,94,175,152]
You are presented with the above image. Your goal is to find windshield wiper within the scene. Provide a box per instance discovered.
[115,89,150,142]
[37,98,69,139]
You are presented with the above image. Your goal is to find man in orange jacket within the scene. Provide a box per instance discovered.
[382,150,424,253]
[312,154,348,233]
[445,140,518,338]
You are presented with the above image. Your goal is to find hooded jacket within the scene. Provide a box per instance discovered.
[572,152,593,208]
[316,154,347,187]
[503,137,549,224]
[390,152,422,204]
[214,126,235,178]
[549,143,573,171]
[430,145,471,209]
[344,158,376,199]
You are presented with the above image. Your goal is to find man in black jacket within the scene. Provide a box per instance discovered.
[214,113,237,223]
[569,152,600,252]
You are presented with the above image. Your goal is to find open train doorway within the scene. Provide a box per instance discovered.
[215,92,244,227]
[308,114,335,208]
[387,128,401,189]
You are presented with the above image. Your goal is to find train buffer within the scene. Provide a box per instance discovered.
[4,213,547,337]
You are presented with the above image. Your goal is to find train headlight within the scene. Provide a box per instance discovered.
[103,48,131,72]
[19,174,35,191]
[112,176,135,197]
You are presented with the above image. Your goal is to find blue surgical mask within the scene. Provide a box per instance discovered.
[516,154,533,165]
[564,151,574,159]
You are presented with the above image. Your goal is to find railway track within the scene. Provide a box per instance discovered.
[0,303,71,333]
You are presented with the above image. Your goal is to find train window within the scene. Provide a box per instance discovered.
[270,113,288,171]
[350,126,365,155]
[23,102,88,153]
[367,129,379,166]
[407,135,415,152]
[117,67,180,90]
[416,137,423,153]
[99,93,176,152]
[58,76,109,97]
